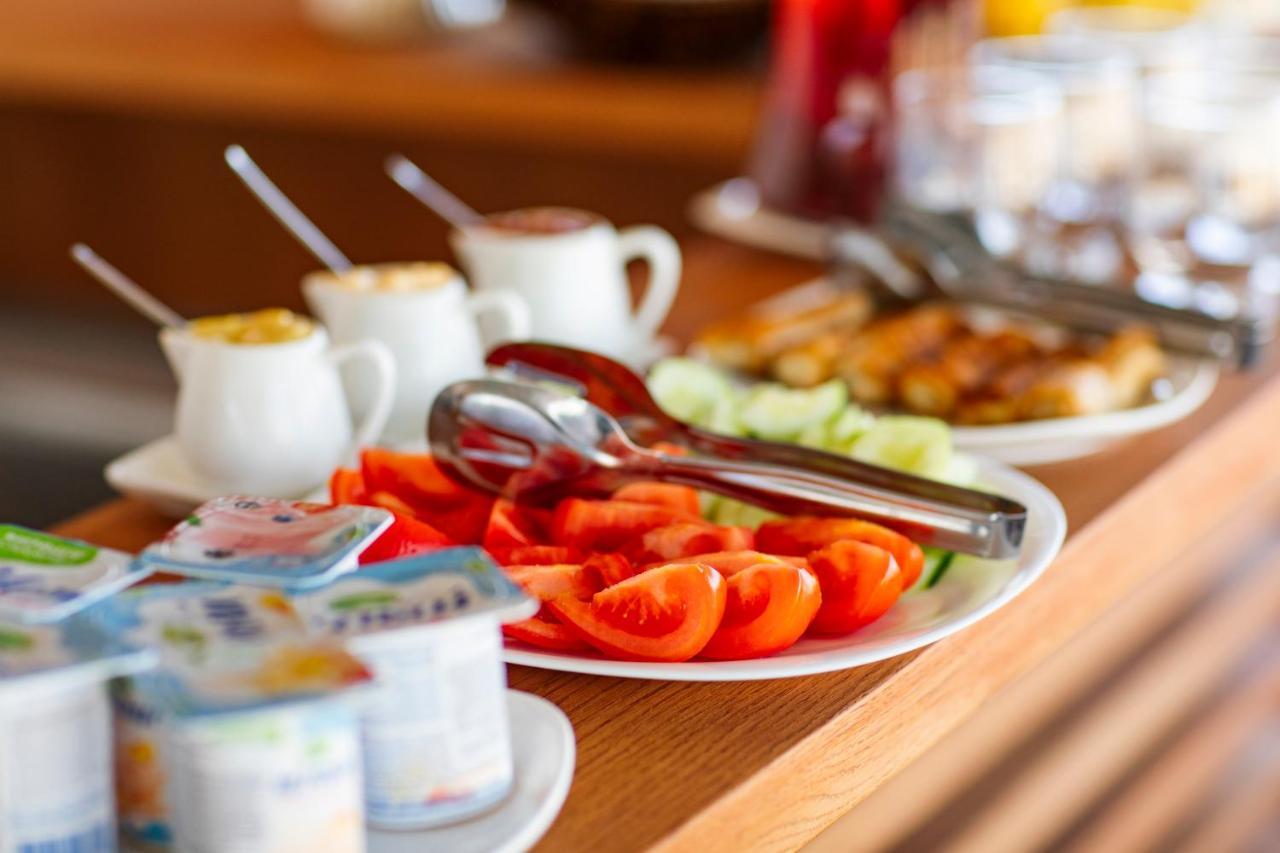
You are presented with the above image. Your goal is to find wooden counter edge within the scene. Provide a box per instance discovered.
[651,371,1280,853]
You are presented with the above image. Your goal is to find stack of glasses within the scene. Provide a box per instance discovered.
[892,6,1280,324]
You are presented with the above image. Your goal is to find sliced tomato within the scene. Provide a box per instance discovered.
[360,449,475,508]
[502,563,598,652]
[632,522,755,564]
[492,545,583,566]
[366,489,419,519]
[551,499,698,553]
[700,561,821,660]
[805,540,903,635]
[483,500,553,555]
[756,517,925,588]
[612,482,701,516]
[582,552,636,588]
[546,563,726,662]
[649,441,690,457]
[503,616,587,652]
[683,550,810,575]
[358,514,455,565]
[329,467,368,505]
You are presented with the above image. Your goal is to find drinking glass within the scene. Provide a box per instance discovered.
[892,65,1062,258]
[1047,5,1202,78]
[1129,68,1280,318]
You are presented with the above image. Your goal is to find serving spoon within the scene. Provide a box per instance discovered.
[430,378,1026,559]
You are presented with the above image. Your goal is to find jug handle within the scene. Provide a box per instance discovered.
[329,340,396,464]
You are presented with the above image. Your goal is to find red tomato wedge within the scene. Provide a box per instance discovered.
[582,553,636,587]
[683,550,810,575]
[805,541,903,635]
[612,482,701,516]
[483,500,553,554]
[546,563,726,662]
[756,517,925,588]
[551,499,699,553]
[503,617,586,652]
[366,490,419,519]
[700,561,821,660]
[633,523,755,564]
[361,449,472,508]
[492,545,582,566]
[329,468,368,505]
[502,563,599,652]
[358,514,454,565]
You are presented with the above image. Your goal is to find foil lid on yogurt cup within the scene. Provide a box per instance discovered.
[91,581,371,718]
[289,547,536,646]
[140,497,392,590]
[0,612,154,700]
[0,524,152,624]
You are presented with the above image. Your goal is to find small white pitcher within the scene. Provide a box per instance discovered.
[160,325,394,496]
[303,264,530,445]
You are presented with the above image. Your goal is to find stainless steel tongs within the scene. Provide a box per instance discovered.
[830,202,1271,369]
[433,361,1027,559]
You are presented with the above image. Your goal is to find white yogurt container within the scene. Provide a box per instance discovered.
[91,580,376,850]
[0,616,153,852]
[289,548,536,829]
[166,699,365,853]
[0,681,115,852]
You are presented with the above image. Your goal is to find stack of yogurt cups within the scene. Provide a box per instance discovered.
[0,523,156,851]
[7,494,539,851]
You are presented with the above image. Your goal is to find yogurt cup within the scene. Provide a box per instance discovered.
[0,524,151,624]
[289,548,536,829]
[93,581,374,849]
[0,681,115,852]
[165,699,365,853]
[140,497,392,590]
[0,616,153,852]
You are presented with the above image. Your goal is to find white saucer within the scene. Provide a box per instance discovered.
[367,690,575,853]
[104,436,324,517]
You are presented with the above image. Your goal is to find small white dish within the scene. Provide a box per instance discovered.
[367,689,576,853]
[503,459,1067,681]
[689,178,829,260]
[105,437,324,518]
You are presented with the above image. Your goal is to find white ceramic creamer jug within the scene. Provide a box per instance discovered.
[161,325,394,497]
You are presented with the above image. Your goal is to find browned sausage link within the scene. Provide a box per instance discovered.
[838,306,963,406]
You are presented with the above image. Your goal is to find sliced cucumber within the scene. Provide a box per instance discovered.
[922,549,957,589]
[647,358,736,425]
[829,406,876,450]
[851,416,953,480]
[708,497,781,530]
[738,379,848,442]
[706,395,746,437]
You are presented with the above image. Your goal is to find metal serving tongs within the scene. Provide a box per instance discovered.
[830,202,1271,369]
[445,357,1026,559]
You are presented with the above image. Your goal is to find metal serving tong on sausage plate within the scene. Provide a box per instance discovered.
[830,202,1271,370]
[428,344,1028,560]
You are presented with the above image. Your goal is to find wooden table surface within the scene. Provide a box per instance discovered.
[52,240,1280,852]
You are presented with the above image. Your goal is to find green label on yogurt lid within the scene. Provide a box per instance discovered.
[328,591,400,612]
[0,525,96,567]
[0,627,33,650]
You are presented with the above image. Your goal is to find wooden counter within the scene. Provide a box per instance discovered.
[51,240,1280,852]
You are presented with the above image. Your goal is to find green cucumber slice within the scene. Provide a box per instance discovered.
[851,416,953,479]
[738,379,848,441]
[647,358,737,425]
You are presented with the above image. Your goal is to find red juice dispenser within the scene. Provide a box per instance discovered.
[747,0,908,222]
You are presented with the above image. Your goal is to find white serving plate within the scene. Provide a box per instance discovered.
[686,276,1219,467]
[368,689,575,853]
[689,178,830,260]
[502,459,1066,681]
[951,357,1217,465]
